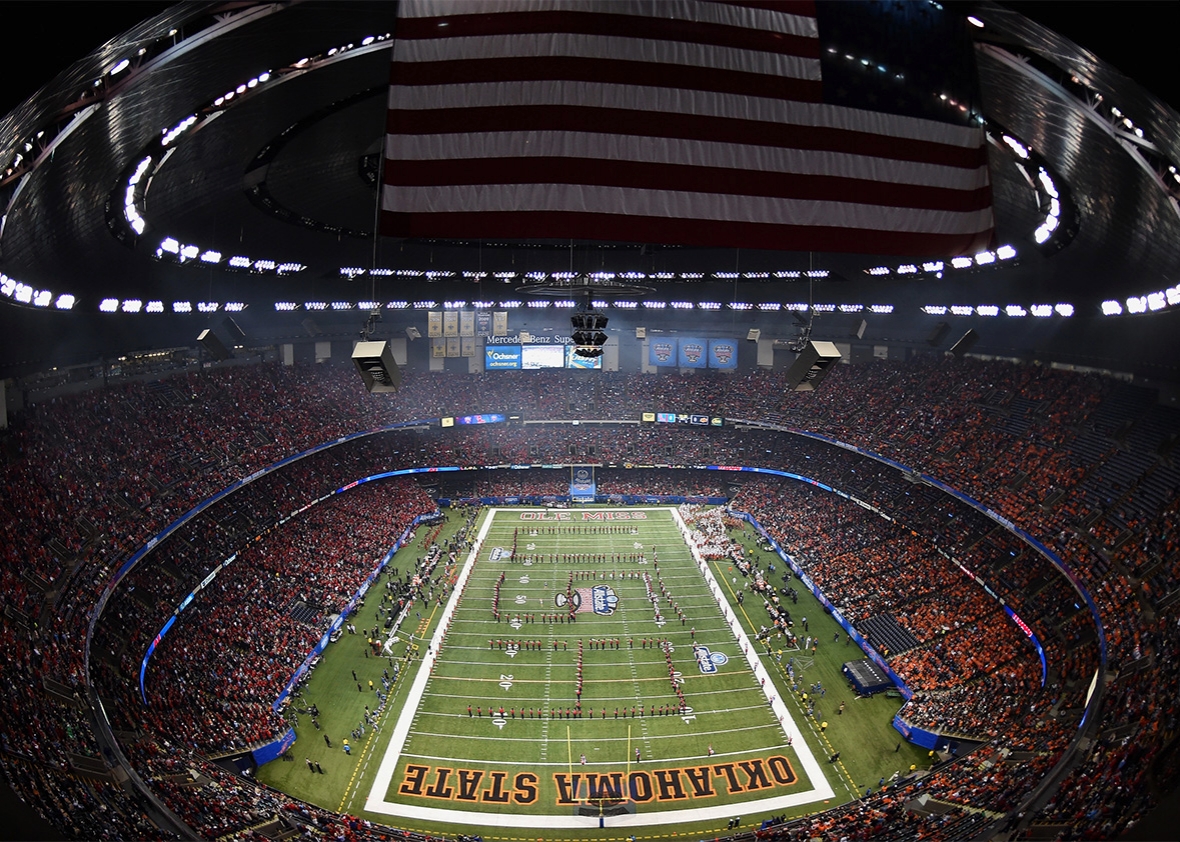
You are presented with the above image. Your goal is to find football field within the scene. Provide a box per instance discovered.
[363,507,834,831]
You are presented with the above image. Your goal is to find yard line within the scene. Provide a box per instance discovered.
[539,639,553,761]
[402,723,792,766]
[365,505,495,814]
[410,699,779,718]
[404,719,783,748]
[425,672,712,686]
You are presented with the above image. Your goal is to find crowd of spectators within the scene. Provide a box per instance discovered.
[92,470,433,754]
[0,754,166,840]
[155,487,425,749]
[728,477,1057,740]
[0,355,1177,840]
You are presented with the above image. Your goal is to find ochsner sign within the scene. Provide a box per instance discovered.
[485,346,522,369]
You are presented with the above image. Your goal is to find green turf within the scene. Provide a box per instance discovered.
[375,508,812,817]
[253,519,443,811]
[723,523,931,795]
[257,506,933,841]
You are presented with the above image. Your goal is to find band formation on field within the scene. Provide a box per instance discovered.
[362,507,834,830]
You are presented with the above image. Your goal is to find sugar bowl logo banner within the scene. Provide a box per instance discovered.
[649,340,676,367]
[569,467,595,500]
[708,339,738,369]
[677,338,708,369]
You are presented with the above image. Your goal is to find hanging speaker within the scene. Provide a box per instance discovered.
[352,340,402,393]
[948,329,979,358]
[197,329,231,361]
[784,340,842,392]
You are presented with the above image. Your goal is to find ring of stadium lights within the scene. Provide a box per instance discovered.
[278,298,1081,318]
[104,30,394,278]
[862,119,1080,282]
[0,7,306,312]
[97,298,248,315]
[269,298,902,314]
[342,268,834,283]
[516,274,656,297]
[242,85,388,239]
[921,302,1074,318]
[0,272,76,310]
[863,244,1019,279]
[1102,281,1180,316]
[61,292,1091,319]
[1,5,293,188]
[3,7,1173,319]
[975,31,1180,214]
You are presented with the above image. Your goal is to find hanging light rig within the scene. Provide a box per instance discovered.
[570,289,608,358]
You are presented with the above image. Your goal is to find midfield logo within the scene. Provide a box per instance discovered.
[556,584,620,615]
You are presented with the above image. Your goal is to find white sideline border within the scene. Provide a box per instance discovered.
[364,507,835,829]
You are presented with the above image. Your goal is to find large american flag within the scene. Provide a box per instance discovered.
[380,0,994,256]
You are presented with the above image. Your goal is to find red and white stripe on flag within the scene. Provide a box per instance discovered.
[381,0,994,256]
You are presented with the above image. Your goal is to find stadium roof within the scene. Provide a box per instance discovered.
[0,1,1178,380]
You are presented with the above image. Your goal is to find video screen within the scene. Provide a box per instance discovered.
[521,344,565,369]
[566,346,603,369]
